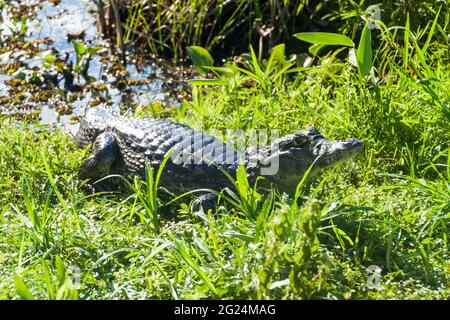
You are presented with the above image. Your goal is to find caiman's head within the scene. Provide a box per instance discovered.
[248,126,363,191]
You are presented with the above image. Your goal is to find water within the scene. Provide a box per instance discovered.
[0,0,184,134]
[0,75,11,95]
[33,0,96,50]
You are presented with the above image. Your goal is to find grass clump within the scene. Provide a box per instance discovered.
[0,49,449,298]
[0,0,449,301]
[114,0,450,60]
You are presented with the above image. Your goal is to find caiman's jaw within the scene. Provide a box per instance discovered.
[250,126,363,191]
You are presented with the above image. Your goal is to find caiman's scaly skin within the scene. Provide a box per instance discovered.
[76,107,363,208]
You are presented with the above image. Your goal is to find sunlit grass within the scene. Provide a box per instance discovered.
[0,1,449,300]
[0,48,448,298]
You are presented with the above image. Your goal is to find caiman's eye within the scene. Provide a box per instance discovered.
[278,139,296,150]
[297,140,311,148]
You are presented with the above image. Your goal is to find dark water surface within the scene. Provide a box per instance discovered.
[0,0,185,134]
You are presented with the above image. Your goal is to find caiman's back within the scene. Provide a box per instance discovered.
[75,107,242,192]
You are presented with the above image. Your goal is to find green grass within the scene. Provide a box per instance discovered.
[122,0,310,59]
[0,2,449,300]
[120,0,449,60]
[1,46,449,299]
[0,114,447,299]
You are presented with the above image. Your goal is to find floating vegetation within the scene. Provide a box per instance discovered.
[0,0,197,132]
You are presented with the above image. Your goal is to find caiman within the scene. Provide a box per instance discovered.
[75,107,363,209]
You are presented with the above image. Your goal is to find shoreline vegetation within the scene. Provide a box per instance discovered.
[0,0,449,299]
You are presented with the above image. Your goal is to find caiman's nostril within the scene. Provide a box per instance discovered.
[345,138,363,147]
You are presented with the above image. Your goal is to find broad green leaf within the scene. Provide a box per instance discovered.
[294,32,354,47]
[71,40,86,55]
[236,164,250,199]
[356,24,373,77]
[187,46,214,74]
[255,194,273,241]
[55,255,66,285]
[43,54,57,64]
[86,46,103,56]
[270,43,285,63]
[14,275,36,300]
[187,79,229,86]
[203,66,235,77]
[266,43,285,74]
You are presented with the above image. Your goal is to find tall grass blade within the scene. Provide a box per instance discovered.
[356,24,372,77]
[14,275,36,300]
[293,32,354,47]
[173,241,218,298]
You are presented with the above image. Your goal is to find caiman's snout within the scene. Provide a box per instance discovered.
[319,137,363,168]
[342,138,363,150]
